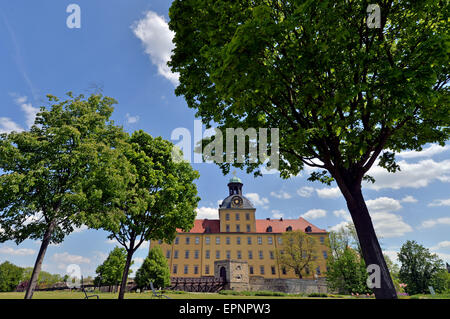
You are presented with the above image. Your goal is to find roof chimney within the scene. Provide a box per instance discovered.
[280,217,283,221]
[266,217,270,221]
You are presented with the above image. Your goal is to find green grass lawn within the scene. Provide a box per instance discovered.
[0,291,447,299]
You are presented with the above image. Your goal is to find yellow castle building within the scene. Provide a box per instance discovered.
[150,177,330,280]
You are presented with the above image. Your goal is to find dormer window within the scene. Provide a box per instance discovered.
[266,226,272,233]
[305,226,312,233]
[286,226,292,232]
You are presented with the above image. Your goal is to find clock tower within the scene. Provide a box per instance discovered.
[218,176,256,233]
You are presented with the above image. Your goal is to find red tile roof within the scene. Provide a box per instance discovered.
[176,217,327,234]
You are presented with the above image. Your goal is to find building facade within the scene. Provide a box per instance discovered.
[150,177,330,280]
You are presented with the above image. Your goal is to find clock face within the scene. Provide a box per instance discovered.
[231,196,243,208]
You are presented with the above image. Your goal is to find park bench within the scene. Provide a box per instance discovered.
[150,282,170,299]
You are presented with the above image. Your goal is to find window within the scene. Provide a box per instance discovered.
[316,266,321,275]
[173,265,177,274]
[247,237,252,245]
[226,225,230,232]
[270,251,274,259]
[226,213,230,221]
[278,237,282,245]
[186,237,190,244]
[271,266,276,275]
[226,237,230,245]
[248,251,253,259]
[259,250,263,259]
[216,250,220,259]
[305,226,312,233]
[185,250,190,259]
[216,237,220,245]
[194,265,199,274]
[257,237,262,245]
[184,265,188,274]
[174,250,179,259]
[260,266,265,275]
[195,236,200,244]
[226,250,231,259]
[237,250,242,259]
[175,237,179,245]
[236,225,240,232]
[194,250,199,259]
[205,237,210,245]
[246,213,250,221]
[249,266,254,275]
[236,237,241,245]
[323,251,328,259]
[286,226,292,232]
[236,213,240,221]
[205,265,210,275]
[282,267,286,275]
[320,237,325,244]
[268,237,273,244]
[166,250,171,259]
[246,224,251,232]
[266,226,272,233]
[205,250,210,259]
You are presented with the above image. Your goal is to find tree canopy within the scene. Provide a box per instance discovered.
[168,0,449,299]
[95,247,131,288]
[134,246,171,290]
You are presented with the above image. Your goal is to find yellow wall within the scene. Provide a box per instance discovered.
[150,232,330,279]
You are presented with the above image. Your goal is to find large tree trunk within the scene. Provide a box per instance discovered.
[24,220,56,299]
[339,182,397,299]
[118,248,134,300]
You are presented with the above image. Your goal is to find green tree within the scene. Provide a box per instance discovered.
[101,131,200,299]
[0,93,131,299]
[276,230,317,279]
[398,240,445,295]
[0,261,24,292]
[135,246,171,290]
[94,247,131,291]
[168,0,449,299]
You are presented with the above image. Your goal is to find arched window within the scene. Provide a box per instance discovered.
[286,226,292,232]
[266,226,272,232]
[305,226,312,233]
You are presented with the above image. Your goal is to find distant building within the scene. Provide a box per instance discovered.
[150,177,330,280]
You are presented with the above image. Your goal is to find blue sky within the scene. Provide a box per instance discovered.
[0,1,449,277]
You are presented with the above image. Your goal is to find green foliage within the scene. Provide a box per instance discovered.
[0,93,131,245]
[398,240,446,295]
[134,246,171,289]
[95,247,131,287]
[169,0,449,180]
[0,261,24,292]
[307,292,328,298]
[276,230,317,279]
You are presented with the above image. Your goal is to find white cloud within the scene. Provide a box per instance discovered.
[132,11,179,86]
[371,212,413,238]
[315,187,341,199]
[365,159,450,190]
[366,197,402,214]
[125,113,140,124]
[270,190,292,199]
[0,117,23,134]
[0,246,36,256]
[245,193,269,209]
[383,250,400,265]
[431,241,450,251]
[400,195,418,203]
[72,225,88,233]
[14,96,39,128]
[302,209,326,220]
[52,252,90,264]
[328,221,351,232]
[296,186,314,198]
[195,206,219,219]
[428,198,450,207]
[333,209,352,221]
[397,144,449,159]
[271,210,284,219]
[419,217,450,229]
